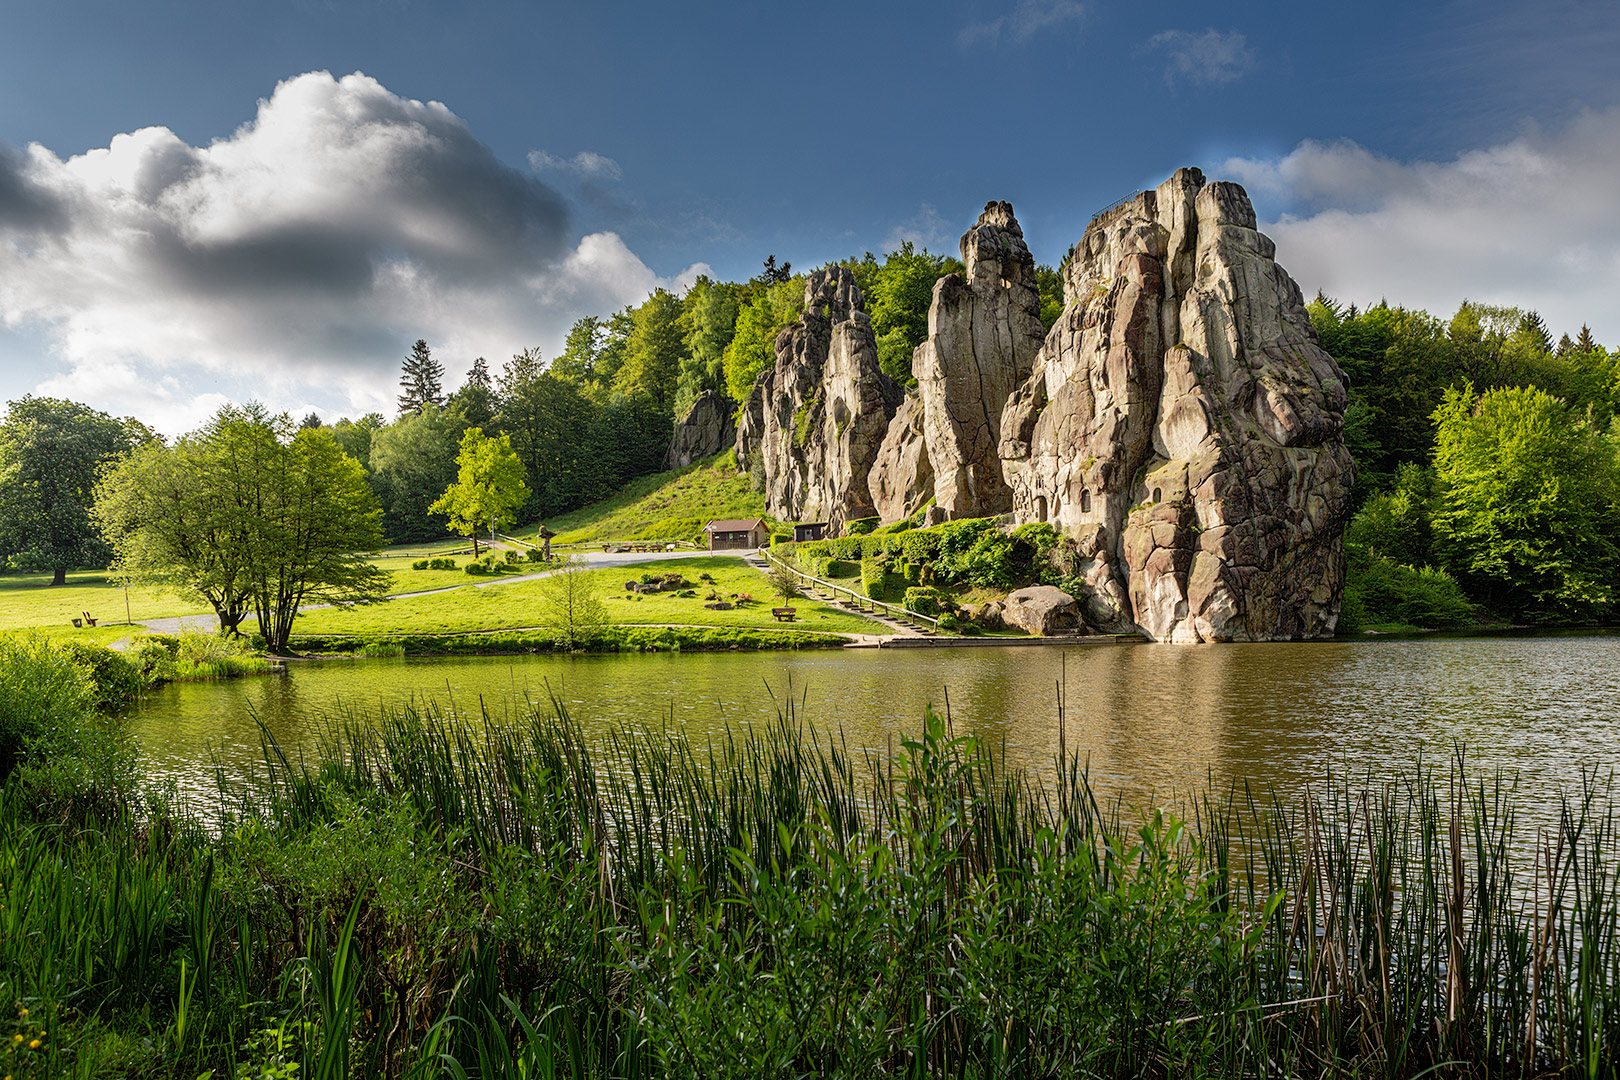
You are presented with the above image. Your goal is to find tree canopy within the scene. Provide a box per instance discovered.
[429,427,530,554]
[0,396,146,585]
[398,339,446,415]
[96,403,389,651]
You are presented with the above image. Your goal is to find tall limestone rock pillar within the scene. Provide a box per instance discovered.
[733,267,901,526]
[999,168,1354,642]
[913,201,1046,518]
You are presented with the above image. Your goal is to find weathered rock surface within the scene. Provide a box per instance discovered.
[999,168,1354,642]
[666,390,736,468]
[867,392,934,522]
[1001,585,1084,636]
[734,267,902,525]
[912,201,1045,519]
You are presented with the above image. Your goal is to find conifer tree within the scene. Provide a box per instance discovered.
[465,356,492,389]
[1576,324,1598,354]
[398,339,445,415]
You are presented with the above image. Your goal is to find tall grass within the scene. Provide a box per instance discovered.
[2,691,1619,1076]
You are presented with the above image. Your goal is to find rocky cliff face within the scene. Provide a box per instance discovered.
[912,201,1045,517]
[998,168,1353,642]
[666,390,737,468]
[867,391,933,522]
[735,267,902,525]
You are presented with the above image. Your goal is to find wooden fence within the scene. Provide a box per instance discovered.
[761,548,940,634]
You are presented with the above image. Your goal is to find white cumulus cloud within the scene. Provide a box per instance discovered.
[1218,110,1620,346]
[1218,107,1620,346]
[0,71,701,434]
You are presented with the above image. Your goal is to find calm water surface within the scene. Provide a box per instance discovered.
[131,634,1620,822]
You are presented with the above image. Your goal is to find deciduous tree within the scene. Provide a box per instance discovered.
[0,397,145,585]
[429,428,529,554]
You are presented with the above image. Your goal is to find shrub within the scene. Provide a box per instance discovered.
[937,612,962,631]
[465,562,488,576]
[861,558,887,600]
[411,558,430,570]
[428,557,458,570]
[902,587,943,617]
[844,516,879,536]
[825,558,860,579]
[526,547,544,562]
[53,639,141,710]
[504,550,521,565]
[0,632,96,781]
[1341,543,1476,632]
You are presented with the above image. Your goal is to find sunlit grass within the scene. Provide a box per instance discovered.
[0,570,207,631]
[293,555,885,638]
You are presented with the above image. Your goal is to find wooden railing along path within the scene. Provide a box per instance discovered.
[760,547,940,634]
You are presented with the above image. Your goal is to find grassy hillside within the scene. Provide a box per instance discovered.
[542,452,771,545]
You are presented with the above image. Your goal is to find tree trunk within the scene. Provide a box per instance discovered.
[471,533,481,557]
[51,567,66,586]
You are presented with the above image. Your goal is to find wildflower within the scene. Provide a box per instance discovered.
[26,1041,37,1050]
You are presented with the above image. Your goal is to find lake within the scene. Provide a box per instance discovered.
[131,632,1620,825]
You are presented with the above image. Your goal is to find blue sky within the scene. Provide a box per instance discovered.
[3,0,1619,432]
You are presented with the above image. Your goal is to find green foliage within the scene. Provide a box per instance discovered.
[365,403,463,542]
[722,279,804,402]
[396,338,445,415]
[534,554,609,649]
[546,455,766,544]
[901,586,944,616]
[51,637,141,709]
[0,631,95,780]
[1035,262,1065,331]
[1340,545,1476,632]
[860,557,886,600]
[96,405,389,653]
[675,277,740,415]
[791,398,816,450]
[612,287,688,412]
[1345,463,1435,567]
[127,630,270,684]
[851,243,964,385]
[0,396,145,584]
[428,427,530,550]
[1431,384,1620,622]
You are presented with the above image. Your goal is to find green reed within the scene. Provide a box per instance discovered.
[2,688,1619,1077]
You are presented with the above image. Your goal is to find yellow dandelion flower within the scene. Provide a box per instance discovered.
[27,1040,39,1049]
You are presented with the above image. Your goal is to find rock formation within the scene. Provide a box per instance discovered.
[666,390,736,468]
[998,168,1353,642]
[912,201,1045,518]
[735,267,902,525]
[1001,585,1084,637]
[866,392,933,522]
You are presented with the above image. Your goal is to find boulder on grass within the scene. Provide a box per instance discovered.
[1001,586,1084,636]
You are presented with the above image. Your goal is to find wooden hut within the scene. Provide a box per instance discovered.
[703,518,768,551]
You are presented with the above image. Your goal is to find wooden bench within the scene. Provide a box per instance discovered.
[771,607,797,622]
[81,611,98,627]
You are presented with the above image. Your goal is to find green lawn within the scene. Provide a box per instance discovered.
[0,571,208,632]
[541,454,771,545]
[293,556,886,638]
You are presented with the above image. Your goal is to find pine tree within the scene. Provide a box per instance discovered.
[1517,311,1552,354]
[1576,324,1598,354]
[759,254,793,284]
[299,411,323,429]
[465,356,492,390]
[398,339,445,415]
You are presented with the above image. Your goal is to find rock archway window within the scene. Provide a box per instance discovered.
[1152,487,1162,503]
[1080,490,1091,513]
[1034,495,1048,519]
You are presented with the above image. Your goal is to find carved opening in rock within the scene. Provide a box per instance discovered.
[1035,495,1048,519]
[1152,487,1162,503]
[1080,490,1091,513]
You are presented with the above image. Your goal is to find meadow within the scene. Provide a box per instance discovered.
[291,555,885,641]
